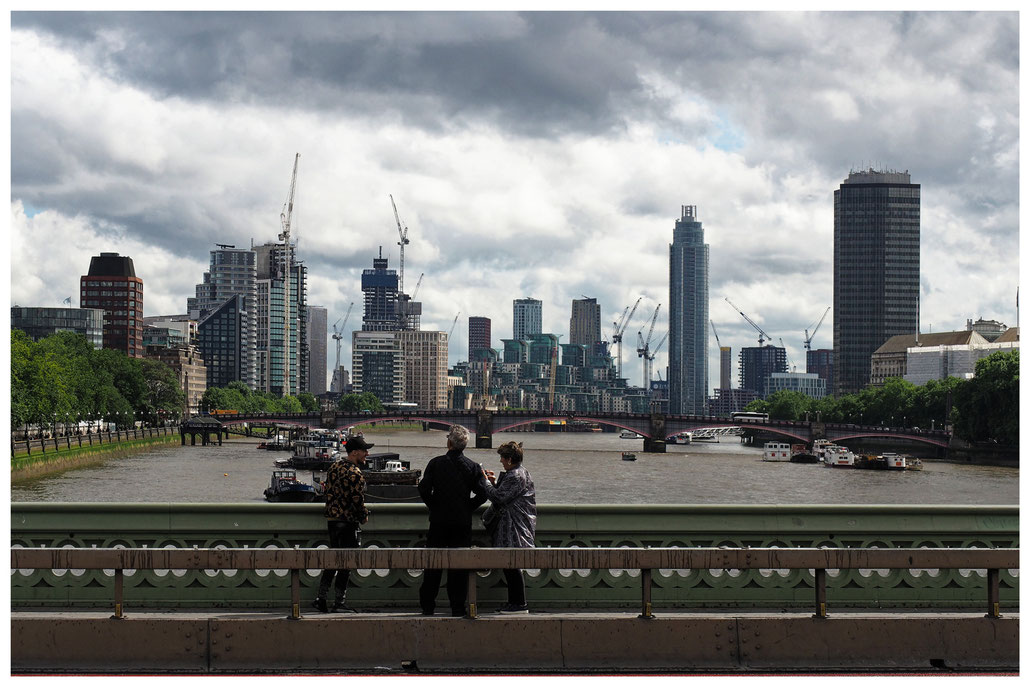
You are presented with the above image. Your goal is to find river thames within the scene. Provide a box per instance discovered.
[10,429,1018,505]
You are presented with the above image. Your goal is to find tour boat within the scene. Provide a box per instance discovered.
[822,445,857,468]
[669,432,691,445]
[762,442,792,462]
[620,430,642,439]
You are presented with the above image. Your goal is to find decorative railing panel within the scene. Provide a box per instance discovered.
[10,503,1018,609]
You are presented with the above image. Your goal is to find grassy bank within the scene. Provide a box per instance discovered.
[11,433,184,482]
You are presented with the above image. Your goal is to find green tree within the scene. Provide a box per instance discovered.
[337,392,385,413]
[953,350,1019,444]
[297,392,319,412]
[139,358,186,424]
[762,390,812,421]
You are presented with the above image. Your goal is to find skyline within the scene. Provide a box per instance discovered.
[9,11,1020,393]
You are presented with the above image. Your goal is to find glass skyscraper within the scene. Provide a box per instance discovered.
[668,205,709,415]
[513,298,542,341]
[833,169,920,396]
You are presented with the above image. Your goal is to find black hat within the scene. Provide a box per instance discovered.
[345,436,374,452]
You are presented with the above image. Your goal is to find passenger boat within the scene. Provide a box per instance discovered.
[789,443,819,463]
[621,452,637,461]
[281,431,344,470]
[263,469,320,502]
[762,442,792,462]
[822,445,857,468]
[669,432,691,445]
[620,430,642,439]
[853,453,890,470]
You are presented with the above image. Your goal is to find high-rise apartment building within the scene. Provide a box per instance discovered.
[668,206,709,415]
[468,316,492,359]
[399,330,449,410]
[739,345,787,398]
[187,246,258,388]
[717,344,732,390]
[570,297,601,348]
[253,242,307,396]
[833,169,920,395]
[197,294,247,389]
[306,305,328,395]
[513,298,542,341]
[80,252,144,357]
[351,330,404,405]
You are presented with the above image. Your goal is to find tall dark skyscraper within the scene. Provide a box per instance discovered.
[361,249,399,331]
[468,316,491,359]
[668,205,709,415]
[569,297,601,348]
[833,169,920,396]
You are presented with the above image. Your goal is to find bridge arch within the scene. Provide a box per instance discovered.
[829,432,950,449]
[493,416,653,438]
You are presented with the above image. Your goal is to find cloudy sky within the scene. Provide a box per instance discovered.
[8,11,1020,392]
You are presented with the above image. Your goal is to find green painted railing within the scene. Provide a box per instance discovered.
[10,503,1018,610]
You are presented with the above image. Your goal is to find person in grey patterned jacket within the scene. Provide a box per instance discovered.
[479,440,537,614]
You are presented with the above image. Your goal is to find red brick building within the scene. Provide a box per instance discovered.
[80,252,144,358]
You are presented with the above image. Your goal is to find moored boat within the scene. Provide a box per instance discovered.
[263,469,320,502]
[790,443,819,463]
[822,445,856,468]
[620,430,642,439]
[762,442,791,462]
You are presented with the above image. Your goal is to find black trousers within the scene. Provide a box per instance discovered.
[318,521,360,600]
[419,526,472,615]
[502,568,526,606]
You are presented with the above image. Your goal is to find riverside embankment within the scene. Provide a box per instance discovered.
[12,427,189,481]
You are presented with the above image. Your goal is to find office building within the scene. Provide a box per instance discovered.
[361,249,400,331]
[196,294,247,390]
[187,246,258,388]
[764,372,827,400]
[253,242,308,396]
[306,305,328,395]
[80,252,144,357]
[905,338,1019,387]
[668,205,709,414]
[833,169,920,395]
[570,297,601,348]
[739,345,787,398]
[469,316,492,359]
[143,325,190,349]
[513,298,542,341]
[11,306,104,348]
[143,316,197,346]
[870,331,986,386]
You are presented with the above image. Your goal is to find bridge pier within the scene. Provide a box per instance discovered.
[645,414,666,453]
[476,410,493,449]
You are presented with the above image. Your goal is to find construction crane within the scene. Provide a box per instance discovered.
[448,312,460,338]
[636,304,661,388]
[389,194,410,295]
[710,320,722,348]
[278,153,300,395]
[331,303,354,373]
[780,337,797,374]
[725,297,771,346]
[804,306,831,350]
[611,296,643,380]
[411,273,424,300]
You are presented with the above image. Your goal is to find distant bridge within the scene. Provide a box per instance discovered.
[213,409,952,454]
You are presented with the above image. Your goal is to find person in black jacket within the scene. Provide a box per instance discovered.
[417,424,487,616]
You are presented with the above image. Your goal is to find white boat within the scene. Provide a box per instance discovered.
[670,432,691,445]
[822,445,857,468]
[620,430,642,439]
[762,442,792,462]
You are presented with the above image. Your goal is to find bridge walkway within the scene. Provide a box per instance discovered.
[11,607,1018,674]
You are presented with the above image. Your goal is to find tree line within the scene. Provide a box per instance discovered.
[743,349,1019,445]
[11,329,185,432]
[200,381,320,414]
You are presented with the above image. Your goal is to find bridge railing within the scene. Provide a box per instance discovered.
[11,546,1016,621]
